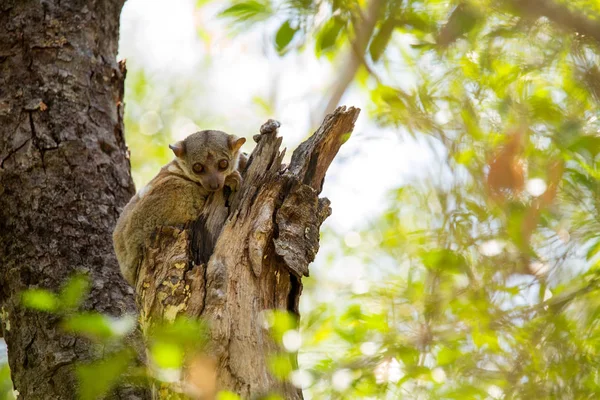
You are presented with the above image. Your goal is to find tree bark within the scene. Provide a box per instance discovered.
[136,108,360,398]
[0,1,146,399]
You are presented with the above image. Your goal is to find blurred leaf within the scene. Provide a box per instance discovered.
[437,3,479,47]
[62,313,114,340]
[148,317,208,348]
[316,17,344,55]
[217,392,242,400]
[268,311,298,343]
[471,324,499,351]
[150,342,184,369]
[275,20,299,55]
[77,350,133,400]
[219,0,272,25]
[421,249,466,274]
[0,364,14,400]
[369,18,396,62]
[437,347,458,366]
[586,239,600,261]
[455,148,475,166]
[59,274,90,311]
[268,354,294,380]
[260,395,284,400]
[21,289,59,312]
[568,134,600,159]
[401,10,436,33]
[394,345,420,366]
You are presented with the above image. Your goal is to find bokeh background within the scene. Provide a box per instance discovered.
[4,0,600,398]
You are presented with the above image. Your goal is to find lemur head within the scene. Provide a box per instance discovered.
[169,130,246,192]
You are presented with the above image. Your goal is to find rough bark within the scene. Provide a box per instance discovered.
[136,107,360,398]
[0,1,146,399]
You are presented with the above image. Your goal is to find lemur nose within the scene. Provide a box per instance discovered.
[209,182,220,190]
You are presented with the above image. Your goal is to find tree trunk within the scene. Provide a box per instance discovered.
[0,1,146,399]
[136,108,360,398]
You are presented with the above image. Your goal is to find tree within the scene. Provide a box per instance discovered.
[0,1,146,398]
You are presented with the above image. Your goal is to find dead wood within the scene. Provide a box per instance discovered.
[135,106,360,398]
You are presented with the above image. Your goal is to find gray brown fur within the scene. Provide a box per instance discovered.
[113,130,246,285]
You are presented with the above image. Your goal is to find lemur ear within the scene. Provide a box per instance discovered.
[228,135,246,152]
[169,141,186,158]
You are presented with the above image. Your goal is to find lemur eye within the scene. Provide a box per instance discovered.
[218,159,229,170]
[192,163,204,174]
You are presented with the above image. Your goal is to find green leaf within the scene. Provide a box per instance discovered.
[437,347,458,366]
[586,239,600,261]
[148,317,209,348]
[150,342,184,369]
[471,324,499,351]
[455,149,476,165]
[217,392,242,400]
[455,149,476,166]
[268,310,298,343]
[59,274,90,310]
[0,364,13,397]
[77,350,133,400]
[259,395,284,400]
[369,18,396,62]
[21,289,59,312]
[275,20,299,55]
[421,249,466,274]
[405,365,431,379]
[219,1,271,24]
[395,344,420,366]
[437,3,479,47]
[401,11,435,33]
[568,135,600,160]
[268,354,294,380]
[62,313,114,340]
[316,17,344,55]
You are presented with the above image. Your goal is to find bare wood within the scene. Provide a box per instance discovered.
[135,106,360,398]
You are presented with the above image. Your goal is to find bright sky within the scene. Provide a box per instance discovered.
[118,0,436,233]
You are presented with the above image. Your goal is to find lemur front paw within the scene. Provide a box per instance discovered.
[225,170,243,192]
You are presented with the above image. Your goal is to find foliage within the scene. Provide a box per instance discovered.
[17,275,212,399]
[218,0,600,398]
[0,363,13,400]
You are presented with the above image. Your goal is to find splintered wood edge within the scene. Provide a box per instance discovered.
[287,106,360,192]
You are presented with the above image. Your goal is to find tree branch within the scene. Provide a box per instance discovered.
[508,0,600,44]
[313,0,384,127]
